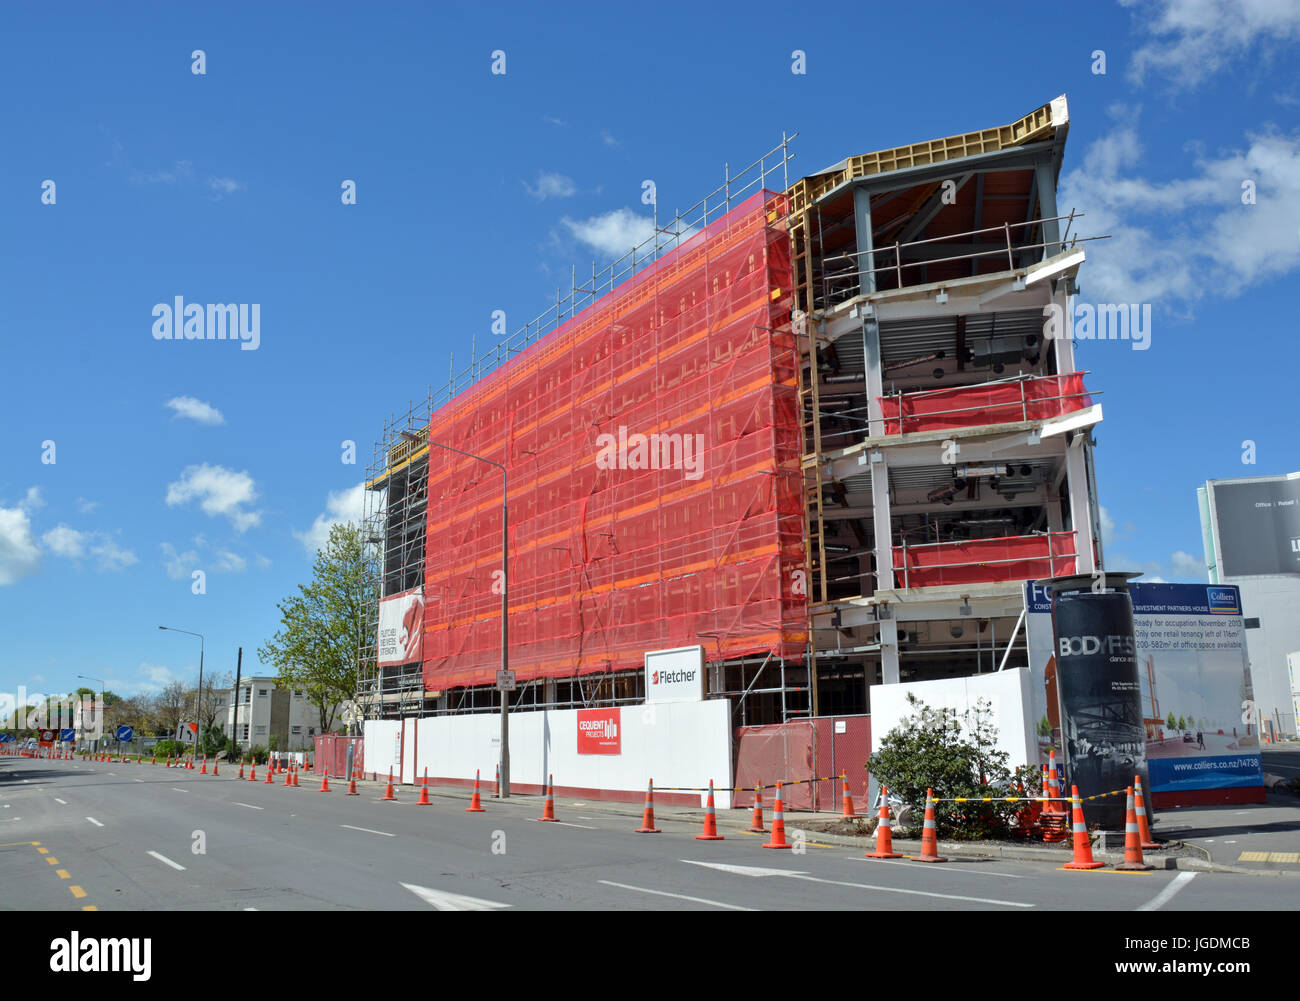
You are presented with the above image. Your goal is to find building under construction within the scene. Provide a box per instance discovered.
[359,95,1105,729]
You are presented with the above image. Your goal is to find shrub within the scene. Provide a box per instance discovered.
[867,694,1022,840]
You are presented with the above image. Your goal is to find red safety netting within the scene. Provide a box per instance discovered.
[893,531,1077,588]
[422,192,807,689]
[879,373,1092,435]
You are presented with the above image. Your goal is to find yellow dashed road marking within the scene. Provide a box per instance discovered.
[1238,851,1270,862]
[56,869,70,879]
[81,906,97,911]
[46,857,59,865]
[1268,852,1299,863]
[37,847,49,855]
[70,886,87,899]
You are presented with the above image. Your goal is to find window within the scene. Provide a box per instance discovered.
[1244,617,1261,628]
[242,689,251,704]
[293,690,303,698]
[255,725,267,735]
[258,688,269,697]
[291,725,302,735]
[239,724,249,740]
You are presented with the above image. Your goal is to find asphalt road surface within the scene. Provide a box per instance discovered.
[1,755,1294,911]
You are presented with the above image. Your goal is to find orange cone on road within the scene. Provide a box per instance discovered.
[908,789,948,863]
[695,780,724,840]
[865,786,903,859]
[466,769,485,812]
[200,756,207,774]
[319,768,330,792]
[212,760,219,776]
[747,785,766,833]
[248,763,256,781]
[493,763,500,799]
[1113,787,1154,871]
[635,779,661,833]
[841,773,857,818]
[538,774,558,822]
[1063,785,1105,870]
[292,765,301,787]
[237,761,244,779]
[1133,775,1160,850]
[1048,749,1062,803]
[346,768,359,796]
[381,768,397,801]
[762,782,792,849]
[265,763,275,784]
[416,768,432,805]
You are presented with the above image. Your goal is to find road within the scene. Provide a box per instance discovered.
[1,755,1294,911]
[1261,743,1300,779]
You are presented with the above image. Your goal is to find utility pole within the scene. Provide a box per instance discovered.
[232,647,243,756]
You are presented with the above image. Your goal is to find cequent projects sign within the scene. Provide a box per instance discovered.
[644,645,705,704]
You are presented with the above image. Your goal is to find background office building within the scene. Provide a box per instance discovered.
[1199,472,1300,738]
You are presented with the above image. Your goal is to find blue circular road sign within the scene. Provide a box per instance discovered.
[60,728,76,742]
[115,725,134,742]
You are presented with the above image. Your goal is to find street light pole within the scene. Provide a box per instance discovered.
[159,626,204,755]
[422,438,511,797]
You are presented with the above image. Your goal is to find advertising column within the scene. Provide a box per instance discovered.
[1044,572,1148,830]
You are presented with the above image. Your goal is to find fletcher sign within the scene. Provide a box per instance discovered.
[644,645,705,704]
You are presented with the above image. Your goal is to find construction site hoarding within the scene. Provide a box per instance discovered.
[1025,581,1263,808]
[1205,475,1300,578]
[879,372,1092,436]
[421,191,806,690]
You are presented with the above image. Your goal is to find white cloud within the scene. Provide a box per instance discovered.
[209,176,245,197]
[1059,115,1300,307]
[76,497,99,514]
[165,396,225,426]
[600,130,619,147]
[135,160,195,185]
[543,115,567,127]
[165,464,261,532]
[295,482,367,555]
[42,524,89,559]
[1123,0,1300,88]
[0,502,42,586]
[213,549,247,573]
[561,208,656,257]
[524,171,577,200]
[1170,549,1208,580]
[39,522,135,569]
[160,542,199,580]
[20,487,44,513]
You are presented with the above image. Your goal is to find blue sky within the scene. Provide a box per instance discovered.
[2,1,1297,702]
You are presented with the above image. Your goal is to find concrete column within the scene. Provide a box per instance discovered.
[1065,433,1098,574]
[879,618,900,684]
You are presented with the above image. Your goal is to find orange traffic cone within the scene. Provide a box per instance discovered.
[248,763,256,781]
[1133,775,1160,850]
[748,785,766,833]
[493,763,500,799]
[763,781,792,849]
[538,774,558,821]
[346,767,359,796]
[1113,787,1154,871]
[265,763,275,784]
[865,786,903,859]
[292,765,301,787]
[695,780,724,840]
[416,767,432,805]
[212,760,219,776]
[200,756,207,774]
[466,769,485,812]
[635,779,661,833]
[841,772,856,818]
[1048,749,1062,803]
[152,755,157,766]
[237,761,244,779]
[1063,785,1105,870]
[909,789,948,863]
[319,768,330,792]
[381,768,397,801]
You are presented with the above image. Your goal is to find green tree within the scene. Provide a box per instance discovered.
[1177,715,1187,731]
[260,523,372,734]
[867,695,1015,839]
[1036,715,1051,739]
[1166,711,1176,731]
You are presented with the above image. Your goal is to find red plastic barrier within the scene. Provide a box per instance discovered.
[880,373,1092,435]
[894,531,1078,588]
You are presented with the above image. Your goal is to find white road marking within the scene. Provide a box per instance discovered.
[85,817,104,827]
[341,824,394,838]
[172,788,189,793]
[107,772,116,776]
[133,778,144,783]
[54,798,67,805]
[244,907,258,911]
[850,856,1027,878]
[1138,871,1197,912]
[526,818,597,829]
[147,850,186,871]
[22,780,29,783]
[599,879,756,911]
[682,860,1032,908]
[401,882,510,910]
[233,802,264,810]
